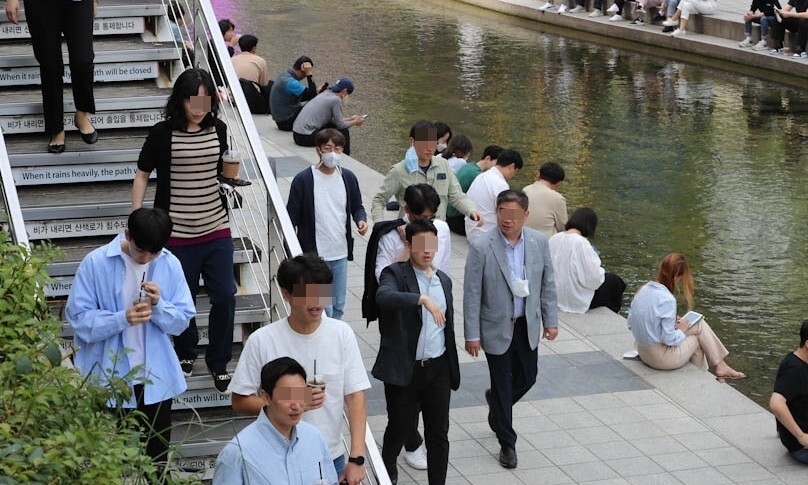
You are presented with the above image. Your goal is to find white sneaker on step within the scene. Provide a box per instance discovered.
[569,5,586,13]
[403,444,428,470]
[671,28,686,37]
[738,37,753,48]
[589,9,604,17]
[558,4,569,12]
[607,3,620,13]
[662,18,679,26]
[609,13,622,21]
[752,40,767,50]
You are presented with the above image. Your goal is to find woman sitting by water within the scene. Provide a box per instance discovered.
[549,208,626,314]
[628,253,745,379]
[443,134,473,173]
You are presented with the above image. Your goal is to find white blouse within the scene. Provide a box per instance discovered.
[548,231,605,313]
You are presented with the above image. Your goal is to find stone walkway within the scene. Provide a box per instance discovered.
[255,115,804,484]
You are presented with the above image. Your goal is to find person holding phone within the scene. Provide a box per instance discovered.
[770,0,808,56]
[292,77,365,155]
[627,253,745,379]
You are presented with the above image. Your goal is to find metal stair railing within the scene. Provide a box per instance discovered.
[165,2,392,483]
[0,130,29,248]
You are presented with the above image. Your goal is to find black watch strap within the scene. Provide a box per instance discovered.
[347,455,365,465]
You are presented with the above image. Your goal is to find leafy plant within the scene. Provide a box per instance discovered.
[0,233,200,484]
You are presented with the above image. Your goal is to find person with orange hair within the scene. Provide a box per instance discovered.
[627,253,745,379]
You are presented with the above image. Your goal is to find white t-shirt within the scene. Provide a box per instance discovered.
[121,252,148,378]
[312,166,348,261]
[375,216,452,281]
[447,156,467,173]
[465,167,509,242]
[229,317,371,459]
[548,231,605,313]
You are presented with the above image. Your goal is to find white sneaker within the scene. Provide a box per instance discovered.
[569,5,586,12]
[738,37,753,48]
[589,9,604,17]
[662,18,679,26]
[539,1,554,9]
[606,3,620,13]
[558,4,568,12]
[671,28,686,37]
[609,13,622,21]
[752,40,767,50]
[403,444,428,470]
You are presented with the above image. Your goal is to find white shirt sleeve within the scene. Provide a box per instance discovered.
[228,331,265,396]
[341,327,371,395]
[375,230,404,282]
[435,220,452,275]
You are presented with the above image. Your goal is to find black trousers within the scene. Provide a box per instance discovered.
[773,18,808,51]
[446,215,466,236]
[590,272,627,314]
[382,354,451,485]
[130,384,173,466]
[293,124,352,155]
[485,317,537,448]
[25,0,96,136]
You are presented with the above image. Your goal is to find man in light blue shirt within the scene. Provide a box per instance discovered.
[66,208,195,467]
[214,357,337,485]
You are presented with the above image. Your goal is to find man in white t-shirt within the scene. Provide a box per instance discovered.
[287,128,368,320]
[464,149,523,242]
[229,253,371,485]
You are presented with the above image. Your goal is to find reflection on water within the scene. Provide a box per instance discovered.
[215,0,808,406]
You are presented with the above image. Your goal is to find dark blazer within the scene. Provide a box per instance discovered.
[372,262,460,390]
[286,166,366,261]
[137,119,228,212]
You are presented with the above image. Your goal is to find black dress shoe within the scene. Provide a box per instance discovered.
[74,116,98,144]
[47,143,65,154]
[662,25,675,33]
[499,445,517,469]
[484,388,497,433]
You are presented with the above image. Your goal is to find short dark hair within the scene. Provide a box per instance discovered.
[167,1,185,23]
[128,208,173,253]
[539,162,565,184]
[405,219,438,244]
[482,145,504,161]
[260,357,307,397]
[314,128,346,148]
[404,184,440,216]
[565,207,598,239]
[218,19,234,35]
[293,56,313,70]
[442,133,472,160]
[496,189,529,211]
[434,122,452,142]
[164,68,219,130]
[801,320,808,347]
[409,120,436,141]
[277,253,333,293]
[496,149,523,170]
[238,34,258,52]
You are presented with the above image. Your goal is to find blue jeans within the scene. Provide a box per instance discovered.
[745,15,776,38]
[333,454,346,477]
[325,258,347,320]
[169,237,236,374]
[790,448,808,464]
[667,0,679,17]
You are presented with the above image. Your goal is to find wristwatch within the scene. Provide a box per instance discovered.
[347,455,365,466]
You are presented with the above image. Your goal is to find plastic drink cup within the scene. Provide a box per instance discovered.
[308,374,326,391]
[222,147,240,179]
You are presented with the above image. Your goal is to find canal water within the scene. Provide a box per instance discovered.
[213,0,808,406]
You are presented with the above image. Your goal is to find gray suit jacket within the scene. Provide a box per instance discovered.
[463,227,558,356]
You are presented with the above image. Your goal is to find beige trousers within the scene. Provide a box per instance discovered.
[637,318,729,371]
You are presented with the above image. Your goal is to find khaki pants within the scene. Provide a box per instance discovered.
[637,319,729,371]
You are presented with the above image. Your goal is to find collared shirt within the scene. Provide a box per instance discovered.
[214,411,338,485]
[500,230,526,319]
[413,267,447,359]
[375,214,452,281]
[66,234,196,407]
[465,167,509,242]
[627,281,685,346]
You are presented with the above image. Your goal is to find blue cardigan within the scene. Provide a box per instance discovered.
[286,166,366,260]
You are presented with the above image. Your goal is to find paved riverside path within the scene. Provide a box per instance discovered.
[252,116,804,484]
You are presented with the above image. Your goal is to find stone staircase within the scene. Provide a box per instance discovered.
[0,0,275,478]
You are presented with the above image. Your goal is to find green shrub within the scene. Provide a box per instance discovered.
[0,233,193,483]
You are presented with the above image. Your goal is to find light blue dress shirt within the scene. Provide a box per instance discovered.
[66,234,195,407]
[413,267,447,359]
[627,281,685,346]
[500,230,526,319]
[214,411,338,485]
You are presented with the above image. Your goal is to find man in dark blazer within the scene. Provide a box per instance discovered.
[464,188,559,469]
[372,219,460,485]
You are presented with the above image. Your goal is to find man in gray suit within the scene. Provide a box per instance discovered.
[463,188,559,469]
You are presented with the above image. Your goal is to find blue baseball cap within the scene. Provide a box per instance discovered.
[330,77,354,94]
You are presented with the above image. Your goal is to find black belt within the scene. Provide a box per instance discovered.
[513,316,526,324]
[415,352,446,368]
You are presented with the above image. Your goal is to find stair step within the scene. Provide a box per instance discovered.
[0,0,165,25]
[0,17,147,41]
[171,415,252,466]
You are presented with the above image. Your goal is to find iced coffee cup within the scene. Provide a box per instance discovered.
[308,374,326,391]
[222,147,241,180]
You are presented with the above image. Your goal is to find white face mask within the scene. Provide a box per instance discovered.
[511,278,530,298]
[321,152,340,168]
[436,142,448,153]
